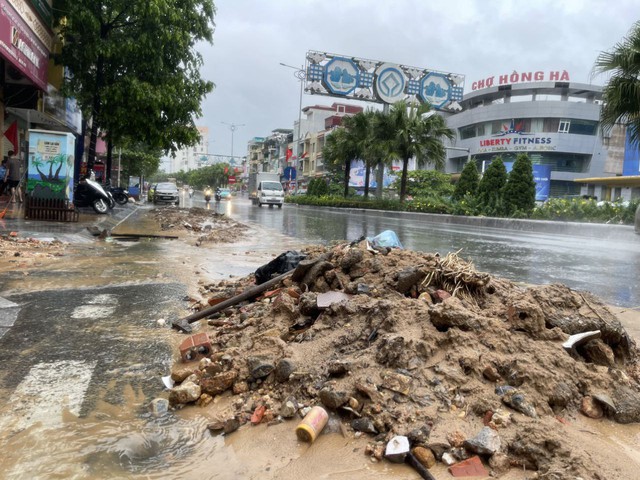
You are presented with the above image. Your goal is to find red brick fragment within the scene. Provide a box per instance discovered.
[179,333,211,362]
[448,455,488,477]
[251,405,266,425]
[435,289,451,302]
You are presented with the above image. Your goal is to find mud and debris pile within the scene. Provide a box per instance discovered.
[151,207,248,245]
[169,241,640,478]
[0,233,66,259]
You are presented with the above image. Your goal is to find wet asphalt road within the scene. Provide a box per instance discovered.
[198,194,640,308]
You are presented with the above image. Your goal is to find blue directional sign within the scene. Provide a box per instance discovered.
[374,63,406,104]
[419,72,452,109]
[323,57,360,96]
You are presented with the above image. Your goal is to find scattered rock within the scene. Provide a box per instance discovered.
[148,398,169,416]
[280,400,297,418]
[275,358,295,382]
[489,452,511,474]
[200,370,238,396]
[411,446,436,469]
[319,387,349,409]
[382,371,412,395]
[351,417,377,434]
[501,390,537,418]
[248,357,275,380]
[384,435,410,463]
[447,430,466,448]
[168,381,201,405]
[463,426,501,455]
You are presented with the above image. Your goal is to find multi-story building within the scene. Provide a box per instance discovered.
[168,126,210,173]
[291,103,363,186]
[444,75,639,200]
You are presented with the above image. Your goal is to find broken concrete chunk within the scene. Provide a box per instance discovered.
[501,390,537,418]
[319,387,349,409]
[463,426,502,455]
[385,435,410,463]
[168,381,201,405]
[248,357,275,380]
[275,358,295,383]
[316,291,353,309]
[351,417,377,434]
[200,370,238,396]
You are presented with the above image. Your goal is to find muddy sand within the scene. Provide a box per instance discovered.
[169,240,640,480]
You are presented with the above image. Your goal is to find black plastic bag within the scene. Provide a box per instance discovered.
[255,250,307,285]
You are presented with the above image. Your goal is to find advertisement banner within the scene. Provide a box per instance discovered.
[502,162,552,202]
[27,130,75,201]
[348,160,399,189]
[0,0,49,90]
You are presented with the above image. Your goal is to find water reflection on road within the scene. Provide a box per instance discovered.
[217,196,640,308]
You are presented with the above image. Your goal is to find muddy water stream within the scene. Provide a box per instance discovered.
[1,210,640,479]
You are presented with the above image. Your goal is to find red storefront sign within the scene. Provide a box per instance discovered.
[0,0,49,90]
[471,70,570,91]
[228,176,236,184]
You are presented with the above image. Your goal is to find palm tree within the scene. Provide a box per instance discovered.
[382,100,454,203]
[323,126,356,197]
[594,21,640,146]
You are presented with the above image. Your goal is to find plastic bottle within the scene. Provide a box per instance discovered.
[295,406,329,443]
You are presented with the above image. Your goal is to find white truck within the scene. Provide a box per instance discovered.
[249,172,285,208]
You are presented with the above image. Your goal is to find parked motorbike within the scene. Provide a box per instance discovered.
[204,187,212,204]
[74,178,115,214]
[107,185,130,205]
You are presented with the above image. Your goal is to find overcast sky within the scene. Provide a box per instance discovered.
[191,0,638,162]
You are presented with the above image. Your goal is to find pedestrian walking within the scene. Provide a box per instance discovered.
[5,150,23,203]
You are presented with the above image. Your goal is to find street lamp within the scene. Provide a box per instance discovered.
[280,62,305,191]
[221,122,245,159]
[446,146,471,165]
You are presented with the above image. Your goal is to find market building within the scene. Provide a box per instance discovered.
[444,71,610,199]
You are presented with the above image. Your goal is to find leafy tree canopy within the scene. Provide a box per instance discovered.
[53,0,216,165]
[594,21,640,146]
[453,159,480,201]
[392,170,454,199]
[503,153,536,216]
[477,156,507,215]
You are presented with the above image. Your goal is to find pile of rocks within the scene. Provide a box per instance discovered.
[168,241,640,478]
[151,207,247,245]
[0,233,66,259]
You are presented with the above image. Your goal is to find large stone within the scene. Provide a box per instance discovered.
[275,358,295,382]
[247,357,275,380]
[148,398,169,416]
[280,400,297,418]
[169,381,201,405]
[412,446,436,469]
[351,417,377,434]
[319,387,349,409]
[200,370,238,396]
[171,363,199,383]
[463,426,502,455]
[396,268,426,294]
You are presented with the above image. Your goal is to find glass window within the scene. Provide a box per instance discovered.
[558,119,570,133]
[476,123,486,136]
[460,126,476,140]
[568,119,598,135]
[491,120,506,135]
[513,118,532,133]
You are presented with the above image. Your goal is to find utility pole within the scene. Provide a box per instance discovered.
[221,122,245,159]
[280,62,305,193]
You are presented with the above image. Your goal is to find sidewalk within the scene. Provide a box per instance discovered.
[0,200,141,243]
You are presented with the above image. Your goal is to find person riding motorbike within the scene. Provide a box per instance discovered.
[204,186,213,203]
[214,187,222,202]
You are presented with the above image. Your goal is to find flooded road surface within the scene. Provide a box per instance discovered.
[210,196,640,308]
[1,202,639,479]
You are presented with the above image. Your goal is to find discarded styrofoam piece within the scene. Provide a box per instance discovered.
[162,375,175,389]
[317,291,353,309]
[385,435,410,463]
[562,330,601,351]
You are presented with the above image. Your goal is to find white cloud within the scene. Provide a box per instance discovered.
[195,0,638,160]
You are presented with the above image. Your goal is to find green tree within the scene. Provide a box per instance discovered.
[477,156,507,215]
[594,21,640,146]
[381,101,454,203]
[392,170,454,198]
[53,0,215,172]
[453,160,480,201]
[503,154,536,216]
[120,144,162,181]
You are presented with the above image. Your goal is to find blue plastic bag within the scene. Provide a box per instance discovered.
[367,230,403,249]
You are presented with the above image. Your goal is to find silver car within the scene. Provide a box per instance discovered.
[153,182,180,205]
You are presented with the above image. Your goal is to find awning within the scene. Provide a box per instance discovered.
[574,176,640,187]
[6,107,76,134]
